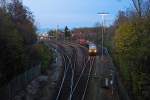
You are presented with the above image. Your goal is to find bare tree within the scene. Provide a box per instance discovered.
[143,0,150,17]
[0,0,6,9]
[131,0,143,17]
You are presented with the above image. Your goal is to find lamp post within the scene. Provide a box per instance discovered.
[55,25,59,41]
[97,12,109,60]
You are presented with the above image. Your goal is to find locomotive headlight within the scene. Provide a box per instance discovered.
[94,49,97,52]
[89,49,92,52]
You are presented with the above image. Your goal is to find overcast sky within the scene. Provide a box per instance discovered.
[23,0,132,31]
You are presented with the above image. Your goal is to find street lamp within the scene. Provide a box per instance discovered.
[97,12,109,60]
[56,25,59,40]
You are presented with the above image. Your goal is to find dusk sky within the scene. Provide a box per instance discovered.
[23,0,132,31]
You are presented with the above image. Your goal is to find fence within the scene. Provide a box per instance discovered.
[106,48,130,100]
[0,64,41,100]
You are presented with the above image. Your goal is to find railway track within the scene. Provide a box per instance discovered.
[70,56,95,100]
[45,40,96,100]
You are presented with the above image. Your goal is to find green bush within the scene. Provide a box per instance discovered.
[114,18,150,99]
[31,44,53,73]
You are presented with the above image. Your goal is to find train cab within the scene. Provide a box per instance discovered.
[88,43,97,56]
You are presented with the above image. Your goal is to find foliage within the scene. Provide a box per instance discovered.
[30,44,53,73]
[0,8,26,85]
[101,1,150,100]
[64,26,71,38]
[48,30,56,37]
[48,29,58,39]
[113,8,150,100]
[0,0,39,86]
[7,0,37,45]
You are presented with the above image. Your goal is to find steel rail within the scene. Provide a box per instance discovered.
[69,56,90,99]
[55,43,74,100]
[81,57,95,100]
[47,40,93,100]
[68,47,77,100]
[68,45,89,100]
[55,55,71,100]
[68,45,79,100]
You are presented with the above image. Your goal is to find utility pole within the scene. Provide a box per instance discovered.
[97,12,109,60]
[56,25,59,40]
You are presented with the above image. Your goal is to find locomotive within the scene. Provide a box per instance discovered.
[88,43,97,56]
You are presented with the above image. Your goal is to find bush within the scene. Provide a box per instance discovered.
[114,17,150,100]
[31,44,53,73]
